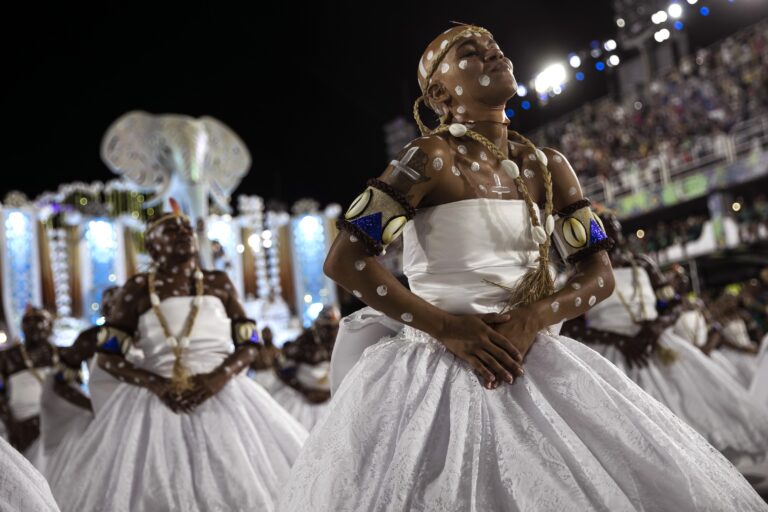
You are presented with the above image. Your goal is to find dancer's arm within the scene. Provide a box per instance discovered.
[493,148,616,365]
[326,137,522,388]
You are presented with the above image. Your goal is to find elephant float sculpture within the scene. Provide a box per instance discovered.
[100,111,252,268]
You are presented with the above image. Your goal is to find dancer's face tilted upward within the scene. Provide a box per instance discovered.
[418,26,518,122]
[145,215,197,265]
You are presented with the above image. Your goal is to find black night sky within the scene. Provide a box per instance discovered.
[2,0,766,208]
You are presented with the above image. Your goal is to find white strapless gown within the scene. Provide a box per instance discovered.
[8,366,50,468]
[585,267,768,464]
[716,319,759,387]
[278,199,766,512]
[51,296,308,512]
[0,436,60,512]
[270,362,331,431]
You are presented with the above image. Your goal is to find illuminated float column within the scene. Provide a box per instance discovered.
[289,199,340,328]
[0,192,43,341]
[238,195,267,299]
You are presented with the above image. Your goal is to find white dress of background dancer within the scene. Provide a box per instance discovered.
[716,317,760,387]
[52,295,308,511]
[270,361,331,430]
[0,436,60,512]
[585,266,768,464]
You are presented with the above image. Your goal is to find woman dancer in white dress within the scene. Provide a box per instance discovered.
[709,292,760,387]
[52,206,307,512]
[269,310,337,430]
[564,212,768,465]
[278,25,767,511]
[0,436,60,512]
[0,307,60,465]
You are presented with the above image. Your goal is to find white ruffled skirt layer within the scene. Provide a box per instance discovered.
[590,330,768,464]
[270,382,330,431]
[278,328,766,512]
[0,436,60,512]
[51,375,307,512]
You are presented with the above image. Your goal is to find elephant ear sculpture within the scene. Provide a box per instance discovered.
[100,111,251,212]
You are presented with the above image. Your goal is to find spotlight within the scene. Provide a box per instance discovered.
[686,0,698,4]
[616,18,626,27]
[603,39,617,51]
[608,55,620,66]
[652,10,668,23]
[516,84,528,97]
[700,6,709,15]
[569,54,581,68]
[668,3,683,18]
[534,63,567,94]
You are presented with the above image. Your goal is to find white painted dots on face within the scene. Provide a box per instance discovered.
[457,106,466,114]
[401,313,414,323]
[452,166,461,176]
[455,85,463,96]
[597,276,605,288]
[440,63,450,74]
[432,158,444,171]
[588,295,597,306]
[376,285,388,296]
[459,59,468,70]
[551,301,560,313]
[479,75,491,87]
[575,297,582,307]
[458,145,467,155]
[471,162,480,172]
[353,290,362,298]
[354,260,366,271]
[480,151,488,161]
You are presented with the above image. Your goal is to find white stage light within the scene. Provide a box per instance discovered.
[534,63,567,94]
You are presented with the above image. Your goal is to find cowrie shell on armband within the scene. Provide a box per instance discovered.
[449,123,467,137]
[166,336,179,348]
[545,214,555,235]
[501,160,519,179]
[534,148,548,166]
[532,226,548,244]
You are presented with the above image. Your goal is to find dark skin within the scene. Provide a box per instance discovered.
[0,308,57,450]
[98,214,259,413]
[562,212,675,368]
[708,293,759,354]
[250,327,281,372]
[277,331,332,404]
[326,27,615,390]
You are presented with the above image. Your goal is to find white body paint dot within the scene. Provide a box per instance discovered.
[597,276,605,288]
[354,260,366,271]
[553,155,563,162]
[575,297,582,307]
[459,59,468,70]
[455,85,463,96]
[432,158,444,171]
[588,295,597,306]
[457,105,466,114]
[427,50,434,61]
[551,301,560,312]
[452,166,460,176]
[571,282,581,290]
[471,162,480,172]
[401,313,413,323]
[440,40,448,49]
[376,285,388,296]
[523,168,535,179]
[479,75,491,86]
[528,153,537,161]
[353,290,362,298]
[480,151,488,161]
[441,63,450,74]
[458,145,467,155]
[349,235,358,243]
[568,186,577,196]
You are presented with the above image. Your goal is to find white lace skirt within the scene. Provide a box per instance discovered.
[270,382,330,432]
[590,330,768,464]
[51,375,308,512]
[278,328,766,512]
[0,437,60,512]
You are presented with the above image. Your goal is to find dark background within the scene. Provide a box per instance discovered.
[2,0,766,207]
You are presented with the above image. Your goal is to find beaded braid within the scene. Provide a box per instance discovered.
[413,25,555,308]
